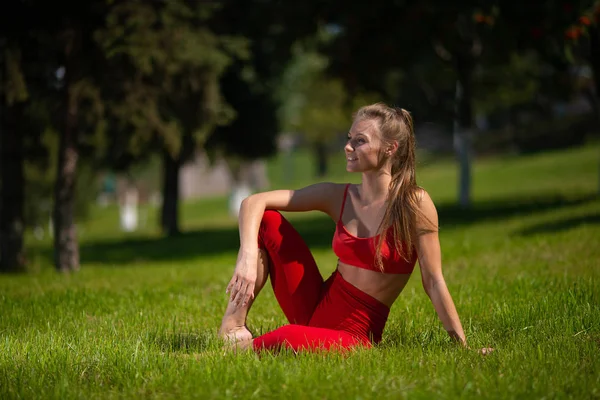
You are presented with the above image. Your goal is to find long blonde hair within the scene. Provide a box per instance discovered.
[353,103,435,270]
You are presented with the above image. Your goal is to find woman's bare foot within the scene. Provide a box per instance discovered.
[222,338,255,354]
[219,325,255,354]
[219,324,253,343]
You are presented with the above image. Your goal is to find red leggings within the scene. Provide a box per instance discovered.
[252,210,390,353]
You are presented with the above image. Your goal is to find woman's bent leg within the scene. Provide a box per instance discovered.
[220,210,324,341]
[253,325,368,353]
[258,210,324,324]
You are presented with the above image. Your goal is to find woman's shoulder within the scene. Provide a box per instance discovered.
[287,182,351,219]
[414,186,433,204]
[414,187,439,231]
[298,181,350,193]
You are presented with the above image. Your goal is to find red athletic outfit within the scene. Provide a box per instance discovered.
[252,184,418,353]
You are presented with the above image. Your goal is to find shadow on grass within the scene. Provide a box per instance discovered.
[436,193,598,228]
[516,212,600,236]
[31,192,597,266]
[30,215,339,266]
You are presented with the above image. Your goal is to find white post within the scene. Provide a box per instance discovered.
[228,182,252,218]
[120,185,139,232]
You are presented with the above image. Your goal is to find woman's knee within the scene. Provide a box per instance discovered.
[261,209,283,228]
[258,210,283,246]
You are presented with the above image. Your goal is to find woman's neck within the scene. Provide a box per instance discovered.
[359,170,392,205]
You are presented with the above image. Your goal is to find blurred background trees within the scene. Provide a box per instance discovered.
[96,0,248,237]
[276,33,349,178]
[1,0,598,273]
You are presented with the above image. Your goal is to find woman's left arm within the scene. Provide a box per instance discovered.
[415,190,466,346]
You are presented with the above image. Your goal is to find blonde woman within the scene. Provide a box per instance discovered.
[219,103,476,353]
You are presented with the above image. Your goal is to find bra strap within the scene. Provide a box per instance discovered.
[338,184,350,222]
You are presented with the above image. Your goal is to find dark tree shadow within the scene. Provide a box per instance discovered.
[29,192,598,266]
[31,227,242,266]
[516,212,600,236]
[435,193,598,228]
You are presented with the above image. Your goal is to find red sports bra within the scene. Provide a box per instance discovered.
[332,184,417,274]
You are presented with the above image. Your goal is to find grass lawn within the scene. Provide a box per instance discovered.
[1,143,599,399]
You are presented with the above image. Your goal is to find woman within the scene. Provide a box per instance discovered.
[218,103,467,353]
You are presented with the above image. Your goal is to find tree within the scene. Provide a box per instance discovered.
[276,40,349,177]
[432,10,487,208]
[205,65,279,180]
[588,10,600,194]
[586,6,600,116]
[296,77,348,177]
[49,3,108,272]
[321,2,486,206]
[97,0,247,235]
[53,23,83,272]
[0,1,73,272]
[0,40,27,272]
[494,1,598,192]
[322,1,593,206]
[571,2,600,194]
[207,1,328,177]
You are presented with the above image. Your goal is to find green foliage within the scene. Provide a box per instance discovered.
[23,128,57,227]
[204,1,327,166]
[475,51,542,114]
[277,43,329,133]
[319,0,595,129]
[205,68,279,164]
[23,128,98,228]
[295,78,348,144]
[277,35,381,147]
[2,45,29,104]
[1,1,112,235]
[96,0,249,161]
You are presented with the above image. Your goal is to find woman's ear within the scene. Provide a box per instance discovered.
[387,141,399,156]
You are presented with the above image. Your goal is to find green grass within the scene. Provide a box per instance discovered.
[2,143,600,399]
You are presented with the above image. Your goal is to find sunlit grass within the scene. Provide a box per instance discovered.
[2,143,599,399]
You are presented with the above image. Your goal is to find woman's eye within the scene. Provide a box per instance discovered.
[347,136,365,146]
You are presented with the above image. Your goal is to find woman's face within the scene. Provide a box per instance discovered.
[344,118,386,173]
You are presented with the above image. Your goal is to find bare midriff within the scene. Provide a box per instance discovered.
[336,260,412,308]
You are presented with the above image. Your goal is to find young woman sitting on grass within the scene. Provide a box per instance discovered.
[219,102,471,353]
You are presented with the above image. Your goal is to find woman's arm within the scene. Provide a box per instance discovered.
[227,182,344,306]
[237,182,342,255]
[415,190,466,345]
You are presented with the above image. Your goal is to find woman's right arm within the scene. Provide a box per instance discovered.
[238,182,341,254]
[227,182,343,305]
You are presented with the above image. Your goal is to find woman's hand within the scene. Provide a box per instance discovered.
[226,249,258,307]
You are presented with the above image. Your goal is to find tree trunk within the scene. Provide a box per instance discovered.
[0,101,26,273]
[313,141,328,178]
[161,150,181,236]
[453,52,475,208]
[53,27,81,272]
